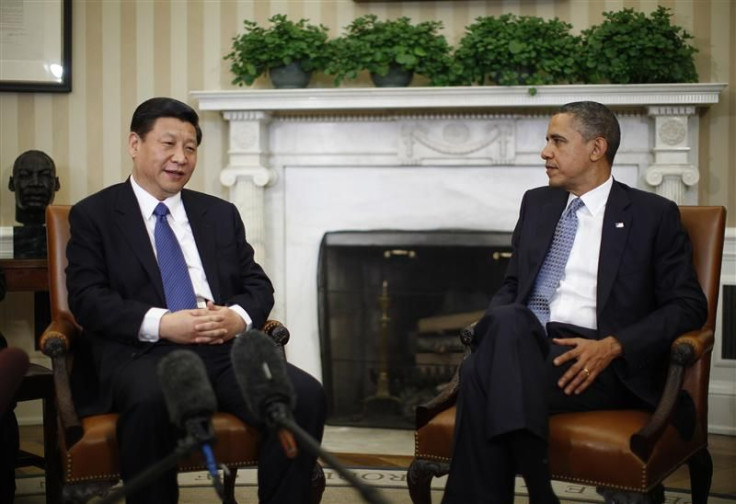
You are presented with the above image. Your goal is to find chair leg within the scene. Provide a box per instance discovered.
[222,467,238,504]
[407,458,449,504]
[311,463,326,504]
[687,447,713,504]
[43,394,63,504]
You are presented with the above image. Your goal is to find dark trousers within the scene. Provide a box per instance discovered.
[0,334,18,504]
[112,341,326,504]
[442,304,643,504]
[0,409,18,504]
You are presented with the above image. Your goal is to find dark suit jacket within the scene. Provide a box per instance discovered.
[66,180,274,414]
[479,180,707,406]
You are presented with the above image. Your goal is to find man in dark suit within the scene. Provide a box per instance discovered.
[66,97,326,504]
[441,102,707,504]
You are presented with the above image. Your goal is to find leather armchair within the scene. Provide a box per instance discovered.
[41,205,325,504]
[408,206,726,504]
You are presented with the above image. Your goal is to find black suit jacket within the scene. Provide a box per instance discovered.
[66,180,274,414]
[480,180,707,406]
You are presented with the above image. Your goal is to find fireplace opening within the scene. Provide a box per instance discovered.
[318,230,512,429]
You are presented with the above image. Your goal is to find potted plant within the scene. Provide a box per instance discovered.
[325,15,453,87]
[225,14,330,88]
[451,14,581,86]
[579,7,698,84]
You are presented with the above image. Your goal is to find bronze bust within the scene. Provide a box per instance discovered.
[8,150,60,226]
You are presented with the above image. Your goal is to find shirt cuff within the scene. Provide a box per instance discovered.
[138,307,168,342]
[228,304,253,335]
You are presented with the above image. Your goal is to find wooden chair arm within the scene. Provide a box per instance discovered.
[40,319,84,447]
[262,319,291,347]
[415,322,475,429]
[630,328,713,461]
[39,318,79,354]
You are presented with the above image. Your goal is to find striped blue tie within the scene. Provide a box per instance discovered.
[153,203,198,311]
[527,198,585,326]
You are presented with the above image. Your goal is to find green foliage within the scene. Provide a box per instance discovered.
[223,8,701,88]
[580,7,698,84]
[325,15,453,86]
[224,14,329,86]
[452,14,581,86]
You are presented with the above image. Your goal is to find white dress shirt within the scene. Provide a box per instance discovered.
[130,177,251,341]
[548,176,613,330]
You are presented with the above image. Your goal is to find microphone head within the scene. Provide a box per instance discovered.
[157,350,217,429]
[230,329,296,424]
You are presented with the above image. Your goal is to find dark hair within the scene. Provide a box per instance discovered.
[558,101,620,166]
[130,97,202,146]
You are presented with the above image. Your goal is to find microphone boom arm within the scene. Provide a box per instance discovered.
[267,403,391,504]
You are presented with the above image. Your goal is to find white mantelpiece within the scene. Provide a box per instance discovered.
[192,84,727,419]
[194,84,725,263]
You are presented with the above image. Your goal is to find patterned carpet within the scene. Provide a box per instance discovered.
[15,468,736,504]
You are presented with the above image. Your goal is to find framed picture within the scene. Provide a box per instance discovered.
[0,0,72,93]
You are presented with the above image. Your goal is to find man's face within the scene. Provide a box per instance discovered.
[129,117,198,201]
[10,156,59,210]
[540,113,607,196]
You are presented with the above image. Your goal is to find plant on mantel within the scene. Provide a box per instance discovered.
[224,14,329,88]
[448,14,581,86]
[224,8,700,89]
[579,6,698,84]
[325,15,453,86]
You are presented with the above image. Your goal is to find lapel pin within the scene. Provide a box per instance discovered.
[615,222,625,228]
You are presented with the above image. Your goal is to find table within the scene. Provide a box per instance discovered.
[0,259,48,291]
[0,259,50,345]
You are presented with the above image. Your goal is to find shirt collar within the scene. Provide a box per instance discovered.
[569,175,613,217]
[129,177,184,221]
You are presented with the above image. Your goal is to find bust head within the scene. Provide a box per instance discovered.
[8,150,60,225]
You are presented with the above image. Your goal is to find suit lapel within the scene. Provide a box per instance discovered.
[518,191,568,301]
[182,192,221,303]
[113,181,166,303]
[597,181,632,316]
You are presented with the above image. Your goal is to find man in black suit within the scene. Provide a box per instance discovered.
[441,101,707,504]
[66,97,326,504]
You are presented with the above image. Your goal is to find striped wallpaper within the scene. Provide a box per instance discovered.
[0,0,734,227]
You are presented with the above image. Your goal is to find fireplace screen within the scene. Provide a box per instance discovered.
[318,230,512,428]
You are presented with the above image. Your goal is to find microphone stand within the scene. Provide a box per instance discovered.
[95,425,224,504]
[268,404,391,504]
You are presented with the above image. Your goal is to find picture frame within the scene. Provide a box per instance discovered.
[0,0,72,93]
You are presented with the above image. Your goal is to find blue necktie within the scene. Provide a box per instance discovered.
[527,198,585,326]
[153,203,198,311]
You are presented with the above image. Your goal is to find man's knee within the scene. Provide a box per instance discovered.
[290,367,327,427]
[477,304,538,345]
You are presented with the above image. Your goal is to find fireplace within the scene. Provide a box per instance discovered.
[318,230,511,428]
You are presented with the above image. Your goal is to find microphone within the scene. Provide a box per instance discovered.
[231,330,390,504]
[231,329,295,427]
[157,350,224,500]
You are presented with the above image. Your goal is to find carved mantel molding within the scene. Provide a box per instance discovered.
[193,83,725,260]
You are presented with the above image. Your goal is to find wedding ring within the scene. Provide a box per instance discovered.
[583,368,591,377]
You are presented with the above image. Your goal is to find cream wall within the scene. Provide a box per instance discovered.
[0,1,734,421]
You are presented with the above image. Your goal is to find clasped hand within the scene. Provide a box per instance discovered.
[552,335,622,395]
[159,301,246,345]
